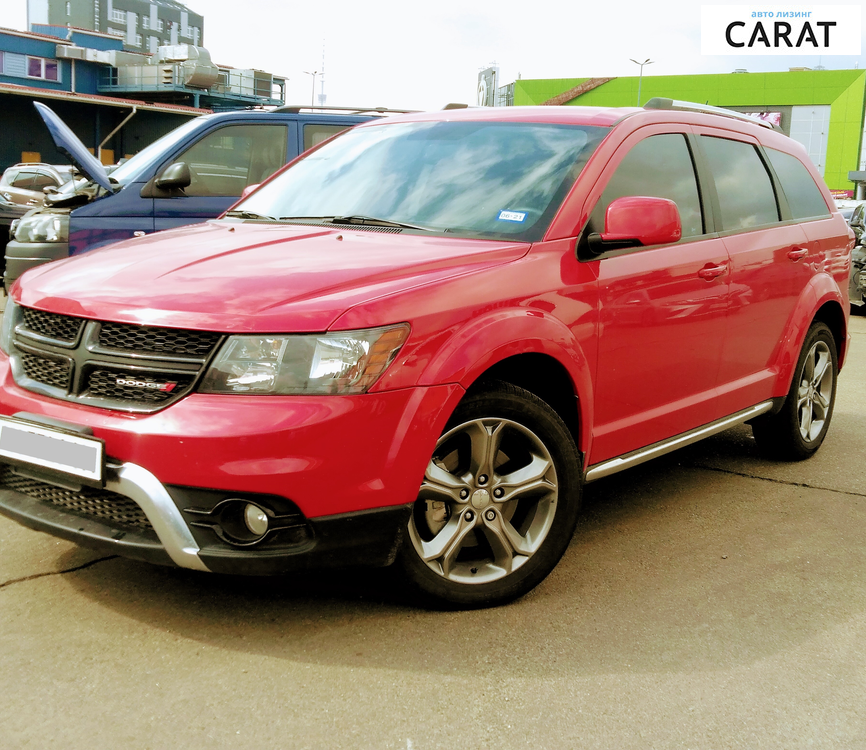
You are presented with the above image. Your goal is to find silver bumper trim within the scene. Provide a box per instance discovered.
[106,462,210,572]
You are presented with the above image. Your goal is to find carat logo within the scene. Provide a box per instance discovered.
[701,5,861,55]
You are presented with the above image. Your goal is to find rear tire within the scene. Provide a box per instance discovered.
[397,381,582,609]
[752,321,837,461]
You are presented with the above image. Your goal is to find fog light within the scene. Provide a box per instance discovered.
[244,503,269,536]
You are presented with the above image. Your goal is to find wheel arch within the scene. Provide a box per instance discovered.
[418,309,594,456]
[773,276,848,396]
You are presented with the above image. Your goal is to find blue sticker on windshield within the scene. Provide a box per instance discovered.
[497,210,527,223]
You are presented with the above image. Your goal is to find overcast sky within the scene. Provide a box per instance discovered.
[1,1,864,110]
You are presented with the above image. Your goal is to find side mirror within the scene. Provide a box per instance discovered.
[241,183,260,199]
[155,162,191,191]
[588,196,682,254]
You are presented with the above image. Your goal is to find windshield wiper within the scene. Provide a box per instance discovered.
[332,215,431,230]
[278,215,431,231]
[225,210,277,221]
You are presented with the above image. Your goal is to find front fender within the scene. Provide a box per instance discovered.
[418,308,595,452]
[772,273,848,395]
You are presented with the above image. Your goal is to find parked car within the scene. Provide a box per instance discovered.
[0,99,852,608]
[3,102,408,289]
[0,162,74,208]
[0,162,75,274]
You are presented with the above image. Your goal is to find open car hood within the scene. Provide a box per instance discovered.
[34,102,113,192]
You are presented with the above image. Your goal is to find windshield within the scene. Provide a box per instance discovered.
[237,120,609,241]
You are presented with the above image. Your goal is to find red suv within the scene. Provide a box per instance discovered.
[0,100,852,608]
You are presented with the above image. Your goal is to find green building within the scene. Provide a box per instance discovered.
[512,70,866,194]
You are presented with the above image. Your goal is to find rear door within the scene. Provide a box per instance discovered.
[585,126,731,464]
[691,130,817,415]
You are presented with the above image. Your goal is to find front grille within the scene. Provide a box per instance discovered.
[21,307,85,342]
[0,464,153,531]
[10,306,224,413]
[98,323,221,356]
[86,368,195,403]
[20,352,71,388]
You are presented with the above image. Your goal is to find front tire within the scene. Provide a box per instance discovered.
[397,382,582,609]
[752,321,838,460]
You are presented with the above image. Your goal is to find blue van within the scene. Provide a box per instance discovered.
[3,103,395,288]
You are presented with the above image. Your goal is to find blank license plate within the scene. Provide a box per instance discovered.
[0,416,104,484]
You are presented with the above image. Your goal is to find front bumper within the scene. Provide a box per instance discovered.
[0,354,463,572]
[0,459,414,574]
[4,239,69,289]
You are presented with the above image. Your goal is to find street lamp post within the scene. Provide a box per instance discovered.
[630,58,654,106]
[303,70,318,108]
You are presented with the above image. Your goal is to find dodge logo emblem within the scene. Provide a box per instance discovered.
[116,378,177,393]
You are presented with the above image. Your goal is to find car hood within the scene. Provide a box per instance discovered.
[34,102,113,192]
[14,221,529,331]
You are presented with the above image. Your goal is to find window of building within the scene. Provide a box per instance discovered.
[142,17,149,29]
[173,125,288,197]
[66,2,71,15]
[110,9,126,23]
[699,136,779,231]
[26,56,60,82]
[0,52,4,75]
[595,133,704,239]
[765,147,831,220]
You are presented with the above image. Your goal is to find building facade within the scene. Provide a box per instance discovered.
[512,70,866,194]
[27,0,203,54]
[0,24,285,171]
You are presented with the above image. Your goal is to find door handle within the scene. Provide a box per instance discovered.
[787,248,808,261]
[698,264,727,280]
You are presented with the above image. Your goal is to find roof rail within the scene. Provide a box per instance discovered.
[643,97,774,129]
[272,104,418,115]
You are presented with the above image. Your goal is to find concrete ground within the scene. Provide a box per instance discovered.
[1,304,866,749]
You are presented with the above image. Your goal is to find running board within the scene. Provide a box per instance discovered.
[583,401,774,483]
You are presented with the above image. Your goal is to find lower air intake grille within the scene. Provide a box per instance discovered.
[0,465,153,531]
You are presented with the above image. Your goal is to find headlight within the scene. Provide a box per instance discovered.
[13,213,69,243]
[0,299,18,355]
[199,324,410,395]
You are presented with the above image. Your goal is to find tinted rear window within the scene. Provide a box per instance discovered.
[765,148,831,220]
[700,136,779,231]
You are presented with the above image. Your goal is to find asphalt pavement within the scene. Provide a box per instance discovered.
[1,310,866,749]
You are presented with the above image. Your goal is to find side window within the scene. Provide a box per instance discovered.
[173,124,287,197]
[303,124,352,152]
[31,172,60,190]
[764,147,831,220]
[596,133,704,239]
[10,171,36,189]
[699,136,779,231]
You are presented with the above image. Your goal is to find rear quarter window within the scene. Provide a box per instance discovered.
[765,147,831,220]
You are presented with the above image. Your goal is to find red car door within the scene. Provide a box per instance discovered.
[581,128,731,465]
[692,131,816,415]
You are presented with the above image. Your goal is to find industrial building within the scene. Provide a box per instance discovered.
[0,21,286,171]
[507,69,866,194]
[26,0,204,53]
